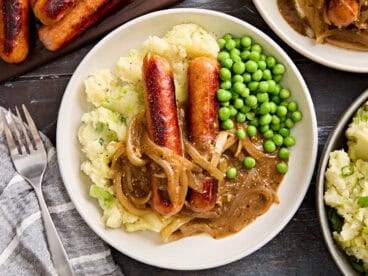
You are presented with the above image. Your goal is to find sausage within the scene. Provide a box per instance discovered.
[187,57,220,213]
[143,52,186,216]
[31,0,78,26]
[0,0,29,64]
[326,0,360,27]
[38,0,128,51]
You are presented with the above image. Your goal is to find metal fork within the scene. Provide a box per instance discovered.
[1,105,74,276]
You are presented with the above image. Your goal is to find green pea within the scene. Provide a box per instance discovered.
[273,64,285,75]
[271,123,281,131]
[279,116,286,122]
[217,89,232,102]
[221,119,234,130]
[263,69,272,81]
[246,112,255,120]
[263,130,274,139]
[241,50,250,61]
[258,60,267,71]
[276,106,288,117]
[251,44,262,53]
[232,74,244,83]
[247,125,257,137]
[226,167,237,179]
[219,107,231,121]
[259,81,269,93]
[259,102,271,115]
[252,70,263,81]
[288,101,298,112]
[236,112,246,123]
[259,114,272,125]
[229,106,238,116]
[245,95,258,107]
[284,136,296,147]
[221,58,234,69]
[280,88,291,99]
[257,93,269,103]
[274,74,283,83]
[236,128,246,140]
[230,53,242,63]
[217,38,226,49]
[285,118,295,129]
[266,56,276,68]
[233,62,246,74]
[276,162,288,174]
[264,140,276,153]
[267,80,276,93]
[241,35,252,48]
[217,51,230,62]
[225,39,236,50]
[291,111,302,122]
[221,101,230,107]
[272,95,281,104]
[269,102,277,114]
[259,124,269,133]
[280,101,289,107]
[243,157,256,168]
[279,127,290,138]
[274,84,282,95]
[232,93,239,100]
[223,33,232,41]
[246,60,258,73]
[220,68,232,81]
[272,115,281,125]
[243,73,252,83]
[232,82,245,94]
[234,38,241,48]
[279,147,290,159]
[272,134,284,146]
[260,54,266,61]
[240,105,251,113]
[248,81,259,92]
[221,80,232,90]
[249,119,259,127]
[249,51,260,62]
[230,48,240,56]
[240,87,250,98]
[234,98,244,109]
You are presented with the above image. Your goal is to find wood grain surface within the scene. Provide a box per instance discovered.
[1,0,368,274]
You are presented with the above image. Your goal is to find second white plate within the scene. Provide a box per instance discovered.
[253,0,368,73]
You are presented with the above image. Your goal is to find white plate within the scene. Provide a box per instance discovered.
[253,0,368,73]
[57,8,318,270]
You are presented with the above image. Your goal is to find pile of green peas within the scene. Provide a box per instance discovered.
[216,33,302,177]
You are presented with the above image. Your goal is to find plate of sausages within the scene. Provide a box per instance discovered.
[56,8,318,269]
[253,0,368,73]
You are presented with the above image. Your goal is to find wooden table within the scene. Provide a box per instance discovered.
[1,0,367,274]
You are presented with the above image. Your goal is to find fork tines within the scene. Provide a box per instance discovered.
[1,105,43,156]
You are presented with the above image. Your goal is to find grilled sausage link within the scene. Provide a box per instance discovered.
[38,0,128,51]
[187,57,220,213]
[32,0,77,26]
[143,52,186,216]
[326,0,360,27]
[0,0,29,63]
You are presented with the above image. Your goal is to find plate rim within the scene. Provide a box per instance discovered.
[56,8,319,270]
[252,0,368,73]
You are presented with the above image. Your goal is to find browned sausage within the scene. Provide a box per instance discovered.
[143,52,186,216]
[38,0,128,51]
[187,57,220,213]
[0,0,29,64]
[326,0,360,27]
[32,0,78,26]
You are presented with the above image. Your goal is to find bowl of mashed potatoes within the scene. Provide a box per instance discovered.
[317,89,368,275]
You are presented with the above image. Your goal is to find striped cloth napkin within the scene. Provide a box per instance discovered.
[0,112,123,275]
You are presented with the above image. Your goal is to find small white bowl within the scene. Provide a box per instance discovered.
[56,8,318,270]
[317,89,368,275]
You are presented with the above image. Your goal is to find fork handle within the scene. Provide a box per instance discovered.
[34,186,74,276]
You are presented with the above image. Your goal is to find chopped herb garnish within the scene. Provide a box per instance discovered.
[341,164,354,177]
[348,256,366,273]
[98,137,104,145]
[96,122,105,133]
[120,116,127,125]
[358,196,368,208]
[327,207,343,233]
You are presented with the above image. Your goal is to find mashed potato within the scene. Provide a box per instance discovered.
[325,101,368,271]
[78,24,219,231]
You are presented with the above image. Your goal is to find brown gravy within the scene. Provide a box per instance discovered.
[277,0,310,36]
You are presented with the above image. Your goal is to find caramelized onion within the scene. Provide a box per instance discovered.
[126,112,147,167]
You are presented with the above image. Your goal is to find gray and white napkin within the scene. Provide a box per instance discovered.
[0,109,123,275]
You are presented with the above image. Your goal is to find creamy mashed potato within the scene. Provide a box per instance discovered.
[325,101,368,270]
[78,24,219,231]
